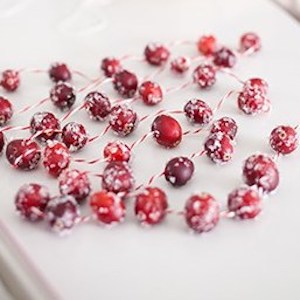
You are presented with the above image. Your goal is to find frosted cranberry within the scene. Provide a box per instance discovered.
[101,57,122,77]
[1,70,20,92]
[102,161,135,194]
[139,81,163,106]
[135,187,168,226]
[210,117,238,140]
[0,132,4,154]
[240,32,261,53]
[197,35,217,56]
[193,64,216,89]
[103,141,131,162]
[46,195,80,234]
[184,193,220,233]
[50,82,76,110]
[184,99,213,125]
[59,169,91,203]
[109,104,138,136]
[84,91,111,121]
[30,111,60,142]
[151,114,182,148]
[228,186,262,220]
[0,97,13,126]
[213,47,236,68]
[170,56,190,73]
[113,70,138,98]
[270,125,298,155]
[43,141,70,177]
[244,78,268,95]
[90,190,125,225]
[164,157,194,187]
[6,139,41,170]
[62,122,88,152]
[243,154,279,193]
[144,43,170,66]
[49,63,71,82]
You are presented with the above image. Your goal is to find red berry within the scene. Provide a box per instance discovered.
[243,78,268,95]
[0,96,13,126]
[139,81,163,106]
[90,190,125,225]
[101,57,122,77]
[109,104,138,136]
[240,32,261,53]
[43,141,70,177]
[113,70,138,98]
[59,169,91,203]
[170,56,190,73]
[6,139,41,170]
[1,70,20,92]
[135,187,168,226]
[243,154,279,193]
[210,117,238,140]
[0,132,5,154]
[213,47,236,68]
[62,122,88,152]
[151,114,182,148]
[15,183,50,221]
[164,157,194,187]
[197,35,217,56]
[50,82,76,110]
[270,125,298,155]
[102,161,135,194]
[193,64,216,89]
[103,141,131,162]
[144,43,170,66]
[49,63,71,82]
[184,193,220,233]
[184,99,213,125]
[84,91,111,121]
[228,186,262,219]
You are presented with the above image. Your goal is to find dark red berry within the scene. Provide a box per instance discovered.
[144,43,170,66]
[101,57,122,77]
[1,70,20,92]
[49,63,71,82]
[184,99,213,125]
[0,132,5,154]
[62,122,88,152]
[113,70,138,98]
[139,81,163,106]
[210,117,238,140]
[170,56,190,73]
[84,91,111,121]
[193,64,216,89]
[240,32,261,53]
[197,35,217,56]
[213,47,236,68]
[103,141,131,162]
[0,96,13,126]
[50,82,76,110]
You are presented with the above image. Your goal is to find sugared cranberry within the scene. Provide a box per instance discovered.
[101,57,122,77]
[151,114,182,148]
[139,81,163,106]
[50,82,76,110]
[164,157,194,187]
[102,161,135,194]
[135,187,168,226]
[210,117,238,140]
[228,186,262,220]
[184,99,213,125]
[84,91,111,121]
[243,78,268,95]
[109,104,138,136]
[213,47,236,68]
[240,32,261,53]
[46,195,80,234]
[170,56,190,73]
[193,64,216,89]
[1,70,20,92]
[144,43,170,66]
[6,139,41,170]
[184,193,220,233]
[49,63,71,82]
[15,183,50,221]
[243,154,279,193]
[103,141,131,162]
[269,125,298,155]
[90,190,125,225]
[59,169,91,203]
[43,141,70,177]
[197,35,217,56]
[0,132,5,154]
[30,111,60,142]
[113,70,138,98]
[62,122,88,152]
[0,96,13,126]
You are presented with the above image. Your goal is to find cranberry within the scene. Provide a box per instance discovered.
[30,111,60,142]
[170,56,190,73]
[15,183,50,221]
[103,141,131,162]
[243,78,268,95]
[50,82,76,110]
[0,132,5,154]
[184,193,220,233]
[164,157,194,187]
[102,161,135,194]
[1,70,20,92]
[197,35,217,56]
[90,190,125,225]
[62,122,88,152]
[0,96,13,126]
[84,91,111,121]
[49,63,71,82]
[270,125,298,155]
[59,169,91,203]
[135,187,168,226]
[144,43,170,66]
[109,104,138,136]
[101,57,122,77]
[243,153,279,193]
[151,114,182,148]
[139,81,163,106]
[6,139,41,170]
[210,117,238,140]
[213,47,236,68]
[184,99,213,125]
[240,32,261,53]
[193,64,216,89]
[43,141,70,177]
[228,186,262,220]
[113,70,138,98]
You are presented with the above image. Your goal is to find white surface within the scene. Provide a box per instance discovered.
[1,0,300,299]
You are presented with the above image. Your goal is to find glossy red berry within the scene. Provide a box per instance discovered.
[170,56,190,73]
[113,70,138,98]
[213,47,237,68]
[139,81,163,106]
[49,63,71,82]
[243,78,268,95]
[50,82,76,110]
[101,57,122,77]
[144,43,170,66]
[103,141,131,162]
[84,91,111,121]
[184,99,213,125]
[210,117,238,140]
[0,132,5,154]
[151,114,182,148]
[62,122,88,152]
[240,32,261,54]
[193,64,216,89]
[1,70,20,92]
[197,35,217,56]
[0,96,13,126]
